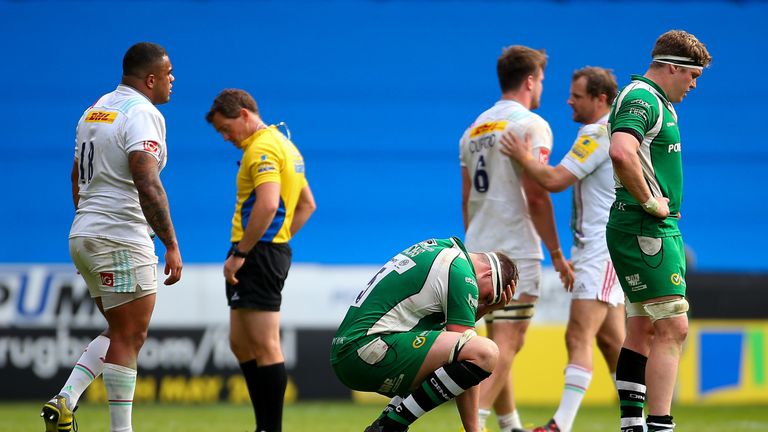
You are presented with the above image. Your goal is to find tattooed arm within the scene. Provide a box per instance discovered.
[70,160,80,209]
[129,151,183,285]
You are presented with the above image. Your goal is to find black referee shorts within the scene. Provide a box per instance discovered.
[225,242,292,311]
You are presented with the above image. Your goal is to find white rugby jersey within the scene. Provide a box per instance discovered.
[460,99,553,260]
[70,84,167,247]
[560,114,614,260]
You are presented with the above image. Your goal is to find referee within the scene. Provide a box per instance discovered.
[206,89,316,432]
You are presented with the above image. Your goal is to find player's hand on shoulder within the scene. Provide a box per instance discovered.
[499,131,532,162]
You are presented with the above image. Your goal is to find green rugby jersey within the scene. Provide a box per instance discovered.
[607,75,683,237]
[332,237,479,349]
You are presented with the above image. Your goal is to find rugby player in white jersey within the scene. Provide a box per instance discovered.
[460,45,574,432]
[41,42,182,432]
[499,67,625,432]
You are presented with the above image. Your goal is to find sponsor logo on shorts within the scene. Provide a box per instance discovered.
[625,273,647,291]
[668,143,681,153]
[100,272,114,287]
[412,335,426,349]
[85,111,118,123]
[378,374,404,394]
[670,273,684,286]
[143,140,159,154]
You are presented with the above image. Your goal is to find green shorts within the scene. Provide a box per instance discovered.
[606,228,687,303]
[330,330,441,397]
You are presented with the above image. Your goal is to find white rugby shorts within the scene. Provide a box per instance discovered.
[69,236,158,310]
[571,255,624,307]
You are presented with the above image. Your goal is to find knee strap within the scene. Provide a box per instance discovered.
[643,297,689,322]
[448,329,477,363]
[490,302,535,321]
[626,301,649,318]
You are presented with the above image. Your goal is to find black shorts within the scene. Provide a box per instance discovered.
[225,242,292,311]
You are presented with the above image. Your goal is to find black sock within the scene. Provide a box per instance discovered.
[647,415,675,431]
[616,348,648,432]
[385,360,490,427]
[253,362,287,432]
[239,360,261,425]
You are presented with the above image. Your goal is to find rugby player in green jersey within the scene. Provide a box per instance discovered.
[331,238,517,432]
[606,30,711,432]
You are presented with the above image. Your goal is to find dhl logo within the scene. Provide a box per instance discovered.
[470,121,508,138]
[85,111,118,124]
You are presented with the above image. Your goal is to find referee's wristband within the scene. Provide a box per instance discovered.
[232,247,249,258]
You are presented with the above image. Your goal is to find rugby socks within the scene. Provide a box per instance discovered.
[380,396,403,417]
[647,415,675,431]
[60,335,110,409]
[383,360,491,429]
[552,364,592,432]
[103,363,136,432]
[254,363,287,432]
[615,349,648,432]
[498,409,523,431]
[240,360,261,424]
[477,408,491,429]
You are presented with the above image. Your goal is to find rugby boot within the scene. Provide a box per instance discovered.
[41,395,77,432]
[363,417,408,432]
[531,418,561,432]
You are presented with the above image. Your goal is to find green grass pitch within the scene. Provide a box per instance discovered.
[5,401,768,431]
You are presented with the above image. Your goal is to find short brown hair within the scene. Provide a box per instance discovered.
[651,30,712,69]
[205,89,259,123]
[497,45,548,93]
[572,66,618,104]
[494,252,519,292]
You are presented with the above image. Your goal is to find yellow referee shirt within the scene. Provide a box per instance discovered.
[231,126,307,244]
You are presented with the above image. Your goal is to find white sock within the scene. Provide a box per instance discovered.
[553,364,592,432]
[103,363,136,432]
[59,335,110,409]
[384,396,402,414]
[611,372,617,387]
[478,408,491,429]
[498,409,522,431]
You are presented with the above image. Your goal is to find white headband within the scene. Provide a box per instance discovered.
[652,55,704,71]
[484,252,503,304]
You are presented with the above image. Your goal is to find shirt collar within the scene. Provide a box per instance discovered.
[239,125,272,150]
[630,74,670,103]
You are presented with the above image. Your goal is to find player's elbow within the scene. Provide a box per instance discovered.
[543,177,569,193]
[609,144,632,167]
[525,191,548,209]
[302,198,317,215]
